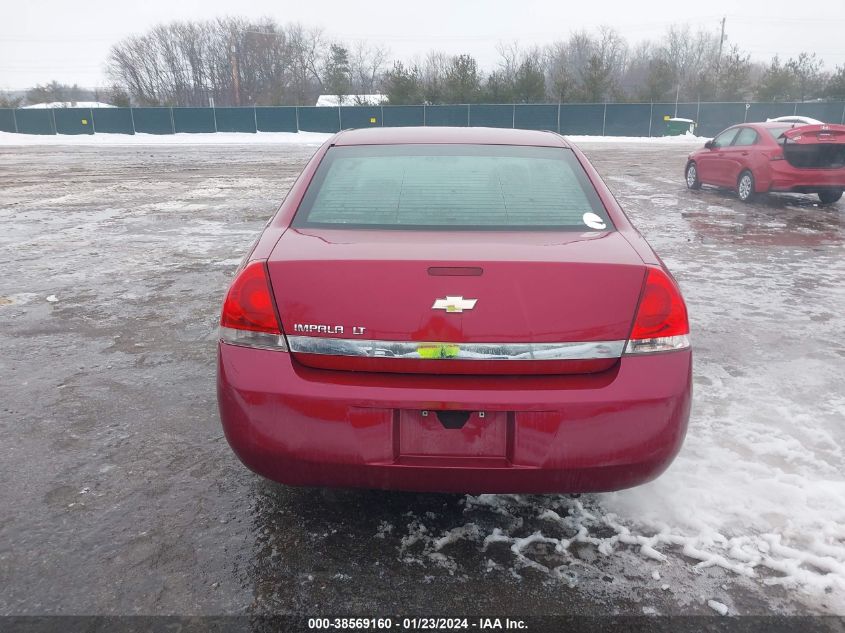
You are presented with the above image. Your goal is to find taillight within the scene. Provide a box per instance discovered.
[625,268,690,354]
[219,260,288,350]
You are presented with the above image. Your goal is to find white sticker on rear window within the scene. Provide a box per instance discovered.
[582,212,607,230]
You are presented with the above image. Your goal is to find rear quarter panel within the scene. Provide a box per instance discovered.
[246,138,335,262]
[567,140,660,266]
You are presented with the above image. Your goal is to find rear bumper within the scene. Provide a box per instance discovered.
[767,163,845,192]
[217,343,692,493]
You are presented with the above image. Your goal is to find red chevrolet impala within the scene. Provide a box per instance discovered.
[217,127,691,494]
[685,122,845,204]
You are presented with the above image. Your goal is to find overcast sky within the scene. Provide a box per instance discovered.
[2,0,844,90]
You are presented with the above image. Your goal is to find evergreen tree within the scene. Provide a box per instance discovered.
[483,70,513,103]
[443,54,482,103]
[580,54,614,102]
[755,56,795,101]
[513,58,545,103]
[323,44,352,103]
[786,52,823,101]
[824,65,845,99]
[383,62,422,105]
[641,56,675,102]
[716,46,752,101]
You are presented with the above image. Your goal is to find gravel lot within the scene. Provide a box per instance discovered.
[1,139,843,618]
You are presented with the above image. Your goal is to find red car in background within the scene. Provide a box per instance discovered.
[217,127,691,494]
[685,122,845,205]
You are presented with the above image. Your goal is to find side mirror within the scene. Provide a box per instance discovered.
[704,140,714,150]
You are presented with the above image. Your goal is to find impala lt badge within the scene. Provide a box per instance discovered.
[432,296,477,313]
[293,324,366,335]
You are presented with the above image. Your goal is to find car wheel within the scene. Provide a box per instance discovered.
[685,162,701,190]
[818,190,843,205]
[737,171,755,203]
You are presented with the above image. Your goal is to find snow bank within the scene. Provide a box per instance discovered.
[315,94,387,107]
[566,133,708,144]
[22,101,116,109]
[0,131,332,146]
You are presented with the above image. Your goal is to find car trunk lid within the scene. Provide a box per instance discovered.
[782,124,845,169]
[268,228,646,375]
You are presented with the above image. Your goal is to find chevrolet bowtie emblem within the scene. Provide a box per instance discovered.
[432,296,477,313]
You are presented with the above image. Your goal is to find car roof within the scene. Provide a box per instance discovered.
[737,121,805,130]
[332,126,570,148]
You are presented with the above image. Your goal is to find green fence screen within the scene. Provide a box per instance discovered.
[132,108,173,134]
[255,107,297,132]
[514,104,558,131]
[297,107,340,133]
[425,105,469,127]
[173,107,216,133]
[214,108,256,133]
[7,102,845,138]
[53,108,94,135]
[745,102,793,123]
[559,104,604,136]
[382,105,424,127]
[697,103,749,137]
[14,109,55,134]
[469,104,513,128]
[0,108,17,133]
[797,101,845,124]
[339,105,382,129]
[92,108,134,134]
[605,103,651,137]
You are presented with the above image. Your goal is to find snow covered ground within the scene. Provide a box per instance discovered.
[0,140,842,616]
[0,130,333,146]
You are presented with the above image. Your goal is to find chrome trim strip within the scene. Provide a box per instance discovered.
[286,336,625,361]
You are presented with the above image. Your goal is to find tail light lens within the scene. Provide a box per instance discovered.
[625,268,690,354]
[219,260,288,350]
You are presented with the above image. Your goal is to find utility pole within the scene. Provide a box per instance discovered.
[716,16,726,74]
[674,84,680,118]
[230,42,241,106]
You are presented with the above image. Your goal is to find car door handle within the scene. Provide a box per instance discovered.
[741,151,749,156]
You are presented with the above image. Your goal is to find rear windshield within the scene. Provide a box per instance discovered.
[292,144,612,231]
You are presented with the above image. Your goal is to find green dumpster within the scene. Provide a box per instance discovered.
[665,117,696,136]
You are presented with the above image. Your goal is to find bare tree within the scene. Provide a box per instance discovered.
[543,28,627,103]
[421,51,449,103]
[661,25,719,101]
[0,92,23,107]
[350,41,390,94]
[107,18,324,106]
[285,23,324,105]
[490,42,544,103]
[545,42,577,103]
